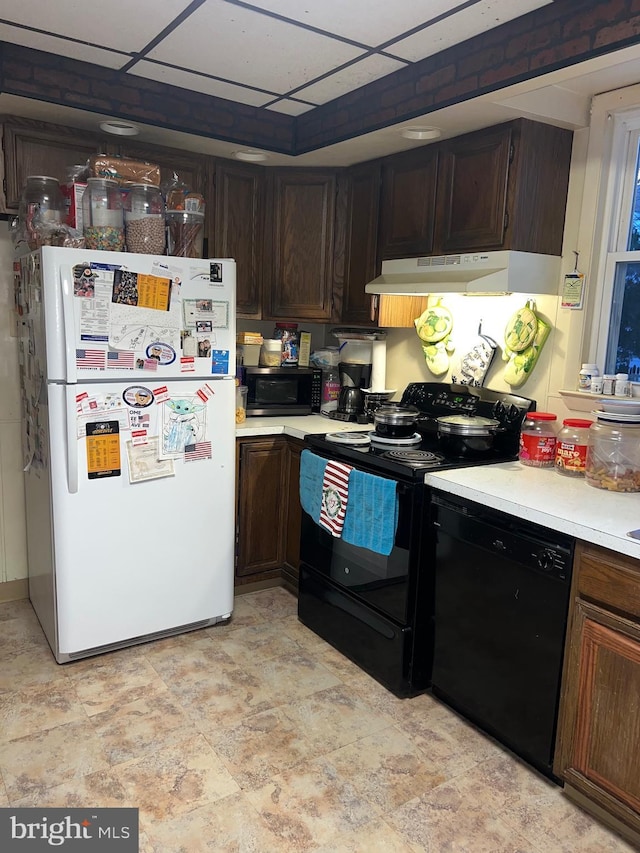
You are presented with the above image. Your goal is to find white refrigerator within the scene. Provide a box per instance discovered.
[15,246,236,662]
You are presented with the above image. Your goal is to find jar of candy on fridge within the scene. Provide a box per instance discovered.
[125,183,165,254]
[17,176,65,249]
[82,178,124,251]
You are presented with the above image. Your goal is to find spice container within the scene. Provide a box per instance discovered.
[555,418,592,477]
[260,339,282,367]
[166,210,204,258]
[82,178,124,251]
[125,183,165,254]
[519,412,558,467]
[585,417,640,491]
[273,322,299,365]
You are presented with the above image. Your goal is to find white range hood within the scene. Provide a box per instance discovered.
[365,251,561,295]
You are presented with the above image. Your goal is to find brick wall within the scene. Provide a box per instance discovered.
[0,0,639,155]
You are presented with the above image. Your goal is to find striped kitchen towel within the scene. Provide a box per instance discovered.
[319,460,353,537]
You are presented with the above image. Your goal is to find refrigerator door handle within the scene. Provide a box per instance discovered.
[60,265,77,384]
[65,386,79,494]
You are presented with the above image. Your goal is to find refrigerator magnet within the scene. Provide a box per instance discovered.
[146,342,176,365]
[210,350,230,374]
[123,386,154,408]
[180,357,196,372]
[86,421,121,479]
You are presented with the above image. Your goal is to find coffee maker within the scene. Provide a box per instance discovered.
[327,329,386,422]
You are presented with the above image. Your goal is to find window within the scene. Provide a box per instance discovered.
[597,119,640,377]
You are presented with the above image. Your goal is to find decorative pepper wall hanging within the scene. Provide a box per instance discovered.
[414,298,454,376]
[502,299,552,387]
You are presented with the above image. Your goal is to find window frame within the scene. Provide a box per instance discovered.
[591,112,640,372]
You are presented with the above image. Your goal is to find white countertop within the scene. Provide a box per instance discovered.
[425,462,640,559]
[235,416,640,559]
[235,414,367,441]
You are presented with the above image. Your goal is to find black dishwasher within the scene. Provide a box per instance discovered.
[430,491,574,780]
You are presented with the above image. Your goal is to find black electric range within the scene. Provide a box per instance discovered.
[305,382,536,480]
[298,382,536,698]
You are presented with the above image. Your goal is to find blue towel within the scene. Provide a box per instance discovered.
[299,449,326,522]
[342,469,398,556]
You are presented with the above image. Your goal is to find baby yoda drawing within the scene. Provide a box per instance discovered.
[163,398,205,454]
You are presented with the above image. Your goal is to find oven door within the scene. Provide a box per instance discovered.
[299,480,417,625]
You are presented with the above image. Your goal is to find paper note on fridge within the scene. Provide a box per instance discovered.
[108,301,181,352]
[126,437,175,483]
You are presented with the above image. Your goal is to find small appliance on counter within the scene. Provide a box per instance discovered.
[243,366,322,416]
[327,328,387,423]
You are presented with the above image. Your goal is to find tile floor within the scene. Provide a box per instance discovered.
[0,587,636,852]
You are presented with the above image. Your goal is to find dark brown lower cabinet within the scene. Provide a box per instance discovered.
[235,436,304,591]
[555,542,640,846]
[282,438,304,594]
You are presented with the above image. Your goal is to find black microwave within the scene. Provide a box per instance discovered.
[243,366,322,416]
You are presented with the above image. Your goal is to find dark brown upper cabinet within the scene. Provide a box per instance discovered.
[378,145,438,260]
[264,169,337,321]
[435,119,573,256]
[212,160,265,319]
[340,161,381,325]
[435,125,513,252]
[1,117,111,211]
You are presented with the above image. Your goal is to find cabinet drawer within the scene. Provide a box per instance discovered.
[577,543,640,620]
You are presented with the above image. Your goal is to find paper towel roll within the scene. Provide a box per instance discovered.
[370,340,387,391]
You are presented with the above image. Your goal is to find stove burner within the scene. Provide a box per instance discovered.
[381,449,446,466]
[368,431,422,446]
[325,431,371,446]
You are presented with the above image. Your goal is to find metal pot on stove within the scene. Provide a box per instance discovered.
[436,415,500,457]
[373,404,420,438]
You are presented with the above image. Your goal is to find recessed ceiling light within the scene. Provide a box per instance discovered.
[233,150,269,162]
[400,126,442,140]
[99,120,140,136]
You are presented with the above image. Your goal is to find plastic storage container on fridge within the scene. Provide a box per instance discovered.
[166,210,205,258]
[17,176,65,249]
[125,183,165,254]
[82,178,125,251]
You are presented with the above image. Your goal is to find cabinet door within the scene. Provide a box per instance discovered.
[213,160,264,318]
[562,601,640,831]
[378,147,438,259]
[265,170,336,321]
[436,125,512,252]
[236,438,287,579]
[2,119,108,211]
[340,161,381,325]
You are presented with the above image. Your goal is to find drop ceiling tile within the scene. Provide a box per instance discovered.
[297,55,407,106]
[130,61,274,107]
[0,23,128,69]
[242,0,466,46]
[0,0,190,54]
[146,0,365,94]
[390,0,552,62]
[266,100,315,116]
